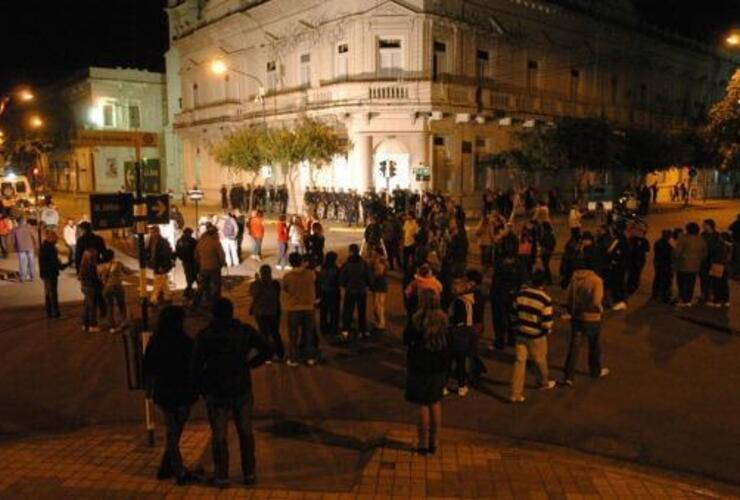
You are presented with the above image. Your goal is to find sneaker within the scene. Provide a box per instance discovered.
[598,368,610,378]
[340,331,349,341]
[509,396,525,403]
[88,326,101,333]
[275,265,283,270]
[675,301,691,308]
[458,386,469,397]
[560,313,572,320]
[81,326,88,333]
[559,379,573,387]
[707,301,721,308]
[723,302,731,308]
[265,360,272,365]
[109,328,117,334]
[539,380,556,390]
[306,358,317,367]
[443,387,450,397]
[612,302,627,311]
[286,360,299,367]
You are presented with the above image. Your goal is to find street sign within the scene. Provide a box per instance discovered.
[89,193,134,230]
[187,189,204,201]
[145,194,170,224]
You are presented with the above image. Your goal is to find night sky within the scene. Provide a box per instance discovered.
[0,0,737,93]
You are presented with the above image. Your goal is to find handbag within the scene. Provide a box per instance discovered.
[709,263,725,278]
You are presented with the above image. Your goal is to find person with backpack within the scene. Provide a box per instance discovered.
[318,252,341,339]
[147,225,175,306]
[194,223,226,308]
[446,281,475,397]
[510,271,556,402]
[249,265,284,362]
[191,298,272,487]
[176,228,199,298]
[561,259,610,386]
[98,249,132,332]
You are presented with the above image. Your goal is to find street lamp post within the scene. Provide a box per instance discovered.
[210,60,267,125]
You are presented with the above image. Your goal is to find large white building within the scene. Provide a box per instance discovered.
[165,0,738,206]
[50,67,167,193]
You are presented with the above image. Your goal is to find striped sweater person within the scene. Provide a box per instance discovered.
[509,272,556,403]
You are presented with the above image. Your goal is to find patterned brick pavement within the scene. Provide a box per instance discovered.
[0,419,736,499]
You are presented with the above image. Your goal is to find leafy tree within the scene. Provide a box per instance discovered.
[211,126,266,211]
[705,70,740,171]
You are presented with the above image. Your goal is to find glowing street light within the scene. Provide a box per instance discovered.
[210,59,228,76]
[18,89,34,102]
[29,115,44,129]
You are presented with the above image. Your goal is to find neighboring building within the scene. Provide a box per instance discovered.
[50,67,167,193]
[165,0,738,207]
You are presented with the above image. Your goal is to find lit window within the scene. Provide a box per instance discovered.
[433,41,447,81]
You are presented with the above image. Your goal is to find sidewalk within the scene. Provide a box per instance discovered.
[0,418,735,499]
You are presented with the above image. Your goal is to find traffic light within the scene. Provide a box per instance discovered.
[379,160,387,177]
[389,160,397,178]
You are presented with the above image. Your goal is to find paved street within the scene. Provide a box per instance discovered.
[1,419,737,499]
[0,196,738,496]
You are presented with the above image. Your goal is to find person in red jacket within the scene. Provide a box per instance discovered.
[247,210,265,261]
[275,214,289,269]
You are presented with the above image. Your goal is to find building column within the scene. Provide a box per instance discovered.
[353,133,373,191]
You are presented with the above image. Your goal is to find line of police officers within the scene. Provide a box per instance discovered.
[303,187,425,225]
[221,184,290,214]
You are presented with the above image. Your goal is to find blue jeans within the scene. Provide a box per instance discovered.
[277,242,288,267]
[18,250,34,280]
[206,394,255,480]
[287,310,317,362]
[563,321,602,381]
[252,237,263,257]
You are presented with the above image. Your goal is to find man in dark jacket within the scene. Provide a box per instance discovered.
[191,298,272,487]
[625,228,650,296]
[700,219,722,302]
[489,256,522,349]
[652,230,673,303]
[175,228,198,297]
[74,221,107,270]
[39,230,66,318]
[339,243,371,340]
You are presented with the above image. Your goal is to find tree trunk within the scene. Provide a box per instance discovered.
[285,166,301,214]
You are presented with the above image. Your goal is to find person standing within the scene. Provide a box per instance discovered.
[176,228,199,298]
[247,210,265,261]
[318,252,341,339]
[707,232,732,308]
[79,248,102,333]
[0,214,12,258]
[447,287,475,397]
[568,204,582,238]
[62,219,77,268]
[74,221,107,270]
[40,202,60,234]
[625,227,650,296]
[39,230,65,318]
[191,298,272,487]
[194,223,226,308]
[12,218,37,281]
[673,222,707,307]
[143,306,199,485]
[275,214,289,270]
[562,259,610,386]
[249,265,284,362]
[307,222,325,269]
[510,271,556,402]
[281,253,318,366]
[234,209,246,262]
[98,249,130,332]
[369,247,388,333]
[147,226,175,306]
[220,184,228,210]
[219,212,239,267]
[540,222,556,285]
[607,225,629,311]
[489,257,521,350]
[652,230,674,303]
[404,290,450,455]
[475,215,494,269]
[700,219,721,303]
[339,243,371,340]
[402,213,419,271]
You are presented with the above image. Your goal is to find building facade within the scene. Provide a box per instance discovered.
[50,67,167,193]
[166,0,738,206]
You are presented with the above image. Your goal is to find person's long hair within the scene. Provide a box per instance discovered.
[412,290,447,351]
[154,305,186,340]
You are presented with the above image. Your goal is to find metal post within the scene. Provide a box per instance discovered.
[133,142,155,447]
[194,199,199,235]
